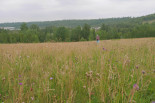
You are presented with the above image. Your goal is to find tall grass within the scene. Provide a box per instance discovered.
[0,38,155,103]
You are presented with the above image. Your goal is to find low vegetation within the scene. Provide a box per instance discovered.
[0,38,154,102]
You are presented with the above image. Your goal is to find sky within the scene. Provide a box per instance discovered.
[0,0,155,23]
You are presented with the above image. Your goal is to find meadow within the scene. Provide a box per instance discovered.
[0,38,155,103]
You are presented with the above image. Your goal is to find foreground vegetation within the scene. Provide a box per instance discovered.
[0,38,155,103]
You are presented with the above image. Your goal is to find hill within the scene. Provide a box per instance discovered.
[0,13,155,29]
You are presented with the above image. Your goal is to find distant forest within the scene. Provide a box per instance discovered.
[0,13,155,43]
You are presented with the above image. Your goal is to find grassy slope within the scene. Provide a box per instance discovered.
[0,38,155,103]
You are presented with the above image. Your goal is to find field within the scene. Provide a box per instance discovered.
[0,38,155,103]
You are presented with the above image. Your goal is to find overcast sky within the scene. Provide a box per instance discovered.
[0,0,155,23]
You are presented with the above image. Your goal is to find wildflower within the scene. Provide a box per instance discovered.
[19,75,22,78]
[103,47,106,50]
[50,77,53,80]
[133,84,139,90]
[31,97,34,100]
[152,101,155,103]
[136,65,139,69]
[142,70,145,74]
[19,83,23,85]
[30,88,33,91]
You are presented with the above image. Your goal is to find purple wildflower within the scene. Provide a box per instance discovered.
[133,84,139,90]
[136,65,139,69]
[103,47,106,50]
[152,101,155,103]
[31,97,34,100]
[50,77,53,80]
[19,83,22,85]
[19,75,22,78]
[142,70,145,74]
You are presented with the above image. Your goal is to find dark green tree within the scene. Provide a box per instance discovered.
[89,29,96,40]
[30,24,40,32]
[100,23,109,32]
[82,24,90,40]
[20,23,28,31]
[71,26,82,41]
[55,27,67,41]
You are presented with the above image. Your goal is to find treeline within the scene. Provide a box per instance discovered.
[0,22,155,43]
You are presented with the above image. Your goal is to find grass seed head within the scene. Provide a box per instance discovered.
[96,73,100,77]
[83,85,86,89]
[2,77,6,81]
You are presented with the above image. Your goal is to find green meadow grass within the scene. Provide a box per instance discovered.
[0,38,155,103]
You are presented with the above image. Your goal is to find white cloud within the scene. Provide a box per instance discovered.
[0,0,155,23]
